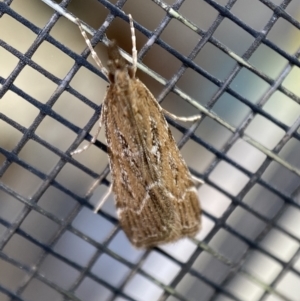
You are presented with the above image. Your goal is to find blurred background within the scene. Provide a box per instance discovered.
[1,0,300,300]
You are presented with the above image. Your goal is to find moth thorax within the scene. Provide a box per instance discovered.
[113,69,131,89]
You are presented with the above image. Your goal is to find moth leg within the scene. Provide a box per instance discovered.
[162,108,202,122]
[86,174,102,196]
[192,175,204,185]
[75,18,108,78]
[94,183,113,213]
[71,111,103,155]
[128,14,137,77]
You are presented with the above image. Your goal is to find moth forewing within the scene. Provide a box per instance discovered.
[103,54,201,247]
[73,15,202,248]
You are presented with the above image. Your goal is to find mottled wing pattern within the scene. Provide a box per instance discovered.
[103,67,201,248]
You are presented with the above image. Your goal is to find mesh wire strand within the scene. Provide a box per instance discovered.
[1,0,300,301]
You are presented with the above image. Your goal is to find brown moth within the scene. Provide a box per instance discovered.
[72,15,202,248]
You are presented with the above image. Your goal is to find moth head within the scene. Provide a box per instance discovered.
[107,40,134,82]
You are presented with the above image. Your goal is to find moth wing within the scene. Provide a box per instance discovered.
[136,80,201,239]
[104,78,201,248]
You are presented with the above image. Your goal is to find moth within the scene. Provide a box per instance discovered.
[72,14,202,248]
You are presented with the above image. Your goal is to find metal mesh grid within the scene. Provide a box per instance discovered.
[1,0,300,300]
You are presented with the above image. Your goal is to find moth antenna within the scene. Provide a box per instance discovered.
[75,18,108,78]
[128,14,137,77]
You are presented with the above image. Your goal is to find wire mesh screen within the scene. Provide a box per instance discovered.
[1,0,300,300]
